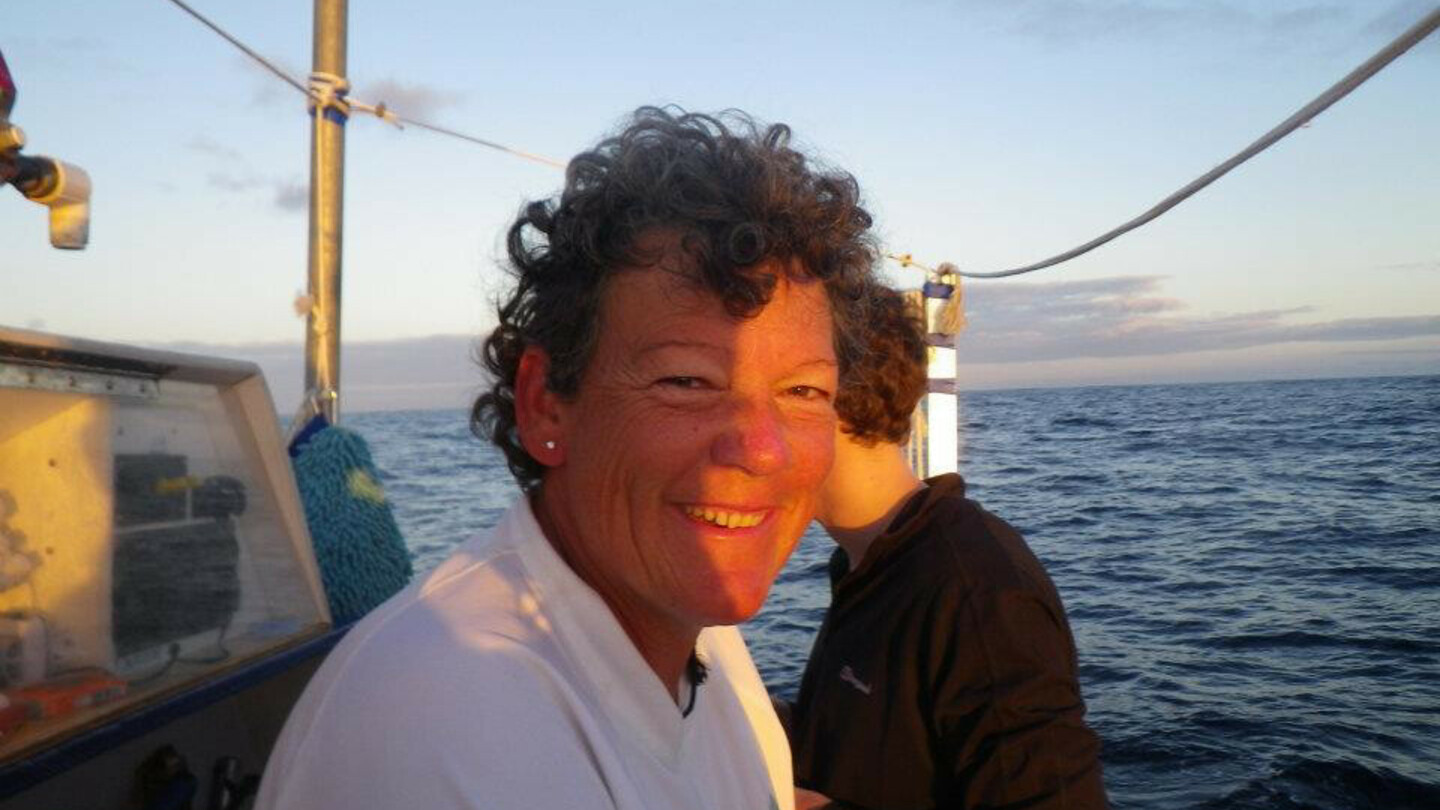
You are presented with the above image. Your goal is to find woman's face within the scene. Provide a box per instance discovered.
[540,264,838,640]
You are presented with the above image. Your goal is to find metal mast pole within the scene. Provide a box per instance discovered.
[303,0,348,424]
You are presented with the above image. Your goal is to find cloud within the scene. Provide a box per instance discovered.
[956,275,1440,362]
[187,135,245,163]
[1268,4,1349,35]
[233,59,464,120]
[207,171,264,193]
[186,132,306,211]
[191,134,271,195]
[237,54,306,108]
[48,36,108,55]
[964,276,1186,322]
[147,275,1437,410]
[1333,344,1440,357]
[1374,258,1440,272]
[1362,0,1440,44]
[273,178,308,212]
[1279,315,1440,343]
[970,1,1354,48]
[356,79,462,122]
[151,335,485,413]
[953,338,1438,391]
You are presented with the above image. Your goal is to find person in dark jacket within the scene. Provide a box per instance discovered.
[786,285,1108,809]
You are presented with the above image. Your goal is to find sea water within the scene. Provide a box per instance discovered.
[348,374,1440,810]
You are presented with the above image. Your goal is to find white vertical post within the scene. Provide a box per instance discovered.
[922,306,959,477]
[905,281,961,479]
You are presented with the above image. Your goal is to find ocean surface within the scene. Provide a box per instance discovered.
[347,374,1440,810]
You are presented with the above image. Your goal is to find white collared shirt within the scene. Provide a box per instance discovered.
[256,497,792,810]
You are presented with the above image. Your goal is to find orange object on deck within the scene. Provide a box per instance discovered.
[7,670,127,721]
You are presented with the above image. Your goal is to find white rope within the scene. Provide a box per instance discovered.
[307,71,351,117]
[895,5,1440,280]
[351,100,402,128]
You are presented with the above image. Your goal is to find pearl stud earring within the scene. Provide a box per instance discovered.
[543,440,556,450]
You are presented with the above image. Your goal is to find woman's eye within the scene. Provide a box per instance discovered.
[786,385,831,401]
[658,376,708,390]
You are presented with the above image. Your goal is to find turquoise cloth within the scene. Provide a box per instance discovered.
[291,425,413,625]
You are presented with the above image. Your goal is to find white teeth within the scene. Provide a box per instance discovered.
[684,506,763,529]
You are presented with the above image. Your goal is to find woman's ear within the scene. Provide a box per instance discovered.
[514,346,566,467]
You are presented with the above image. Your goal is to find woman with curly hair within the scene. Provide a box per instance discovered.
[257,107,879,810]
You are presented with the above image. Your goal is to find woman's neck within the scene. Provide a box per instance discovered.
[817,442,924,570]
[529,489,698,703]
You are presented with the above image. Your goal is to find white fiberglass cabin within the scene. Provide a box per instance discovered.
[0,326,341,809]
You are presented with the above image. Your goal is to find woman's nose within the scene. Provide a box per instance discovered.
[710,397,790,476]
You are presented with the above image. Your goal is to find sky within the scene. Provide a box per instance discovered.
[3,0,1437,411]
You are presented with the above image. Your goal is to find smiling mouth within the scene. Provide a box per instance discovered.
[682,505,767,529]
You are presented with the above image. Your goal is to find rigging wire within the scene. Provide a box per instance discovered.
[162,0,564,168]
[165,0,308,96]
[389,115,565,169]
[165,0,1439,279]
[894,5,1440,280]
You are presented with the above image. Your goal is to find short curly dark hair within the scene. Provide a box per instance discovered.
[835,285,929,446]
[471,106,880,489]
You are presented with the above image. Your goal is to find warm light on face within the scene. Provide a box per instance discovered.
[542,264,839,641]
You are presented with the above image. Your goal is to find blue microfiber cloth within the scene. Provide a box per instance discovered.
[290,423,413,625]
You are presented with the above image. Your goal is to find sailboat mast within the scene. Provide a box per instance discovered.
[303,0,348,423]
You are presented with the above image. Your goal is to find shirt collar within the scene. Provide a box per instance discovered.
[500,496,694,767]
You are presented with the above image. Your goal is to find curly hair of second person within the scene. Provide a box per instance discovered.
[835,285,929,446]
[471,106,880,489]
